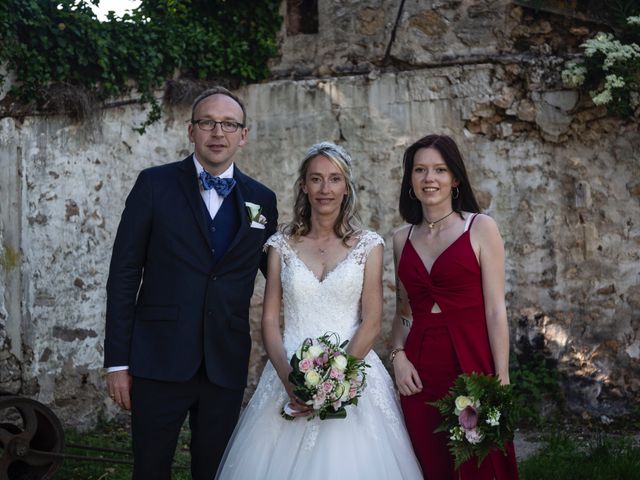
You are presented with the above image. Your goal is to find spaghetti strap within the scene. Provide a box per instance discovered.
[407,224,415,241]
[464,213,478,232]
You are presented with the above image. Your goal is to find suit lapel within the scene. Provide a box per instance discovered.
[224,167,251,257]
[177,156,213,250]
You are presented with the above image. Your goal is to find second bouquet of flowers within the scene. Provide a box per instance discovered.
[429,372,519,469]
[282,332,369,420]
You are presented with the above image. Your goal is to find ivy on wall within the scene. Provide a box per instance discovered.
[0,0,282,130]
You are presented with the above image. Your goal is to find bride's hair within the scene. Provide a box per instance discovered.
[284,142,361,245]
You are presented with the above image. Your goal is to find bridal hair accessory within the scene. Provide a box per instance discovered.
[282,332,369,421]
[452,186,460,199]
[425,210,455,229]
[429,372,519,470]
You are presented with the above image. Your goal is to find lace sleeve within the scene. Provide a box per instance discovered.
[352,230,384,265]
[263,231,295,263]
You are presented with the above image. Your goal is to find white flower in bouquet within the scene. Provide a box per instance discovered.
[450,426,464,442]
[304,370,321,387]
[485,408,501,427]
[331,354,348,370]
[307,344,325,358]
[339,380,351,402]
[454,395,478,415]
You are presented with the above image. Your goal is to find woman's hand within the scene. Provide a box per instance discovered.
[393,351,423,396]
[497,372,510,386]
[283,380,313,417]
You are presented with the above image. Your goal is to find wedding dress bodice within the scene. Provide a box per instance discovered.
[265,230,383,355]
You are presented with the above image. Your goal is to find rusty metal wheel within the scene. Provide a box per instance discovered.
[0,395,64,480]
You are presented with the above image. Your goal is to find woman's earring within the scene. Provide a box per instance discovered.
[452,186,460,200]
[409,188,417,200]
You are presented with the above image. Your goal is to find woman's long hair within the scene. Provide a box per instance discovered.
[399,134,480,225]
[284,142,361,245]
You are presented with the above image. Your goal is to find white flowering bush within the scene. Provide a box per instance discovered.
[562,15,640,116]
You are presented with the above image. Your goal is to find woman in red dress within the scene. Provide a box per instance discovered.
[390,134,518,479]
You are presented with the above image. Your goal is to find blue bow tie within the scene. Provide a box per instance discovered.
[199,171,236,198]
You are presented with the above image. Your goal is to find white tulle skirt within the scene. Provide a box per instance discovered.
[215,351,423,480]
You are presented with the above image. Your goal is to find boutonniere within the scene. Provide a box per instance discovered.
[245,202,267,226]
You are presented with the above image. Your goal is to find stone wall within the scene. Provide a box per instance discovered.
[0,0,638,428]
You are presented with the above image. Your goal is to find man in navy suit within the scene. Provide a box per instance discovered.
[104,86,277,480]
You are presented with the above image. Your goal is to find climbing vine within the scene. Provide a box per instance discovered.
[0,0,281,131]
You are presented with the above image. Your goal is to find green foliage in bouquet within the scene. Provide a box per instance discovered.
[285,333,369,421]
[430,372,519,470]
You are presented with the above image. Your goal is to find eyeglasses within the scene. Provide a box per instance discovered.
[191,119,244,133]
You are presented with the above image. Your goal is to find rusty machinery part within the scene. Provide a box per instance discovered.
[0,393,188,479]
[0,394,64,480]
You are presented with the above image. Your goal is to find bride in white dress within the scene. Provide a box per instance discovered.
[216,142,423,479]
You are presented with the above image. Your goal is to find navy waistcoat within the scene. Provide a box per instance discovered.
[202,191,240,265]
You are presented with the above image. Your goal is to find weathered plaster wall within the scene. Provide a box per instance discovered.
[0,0,638,427]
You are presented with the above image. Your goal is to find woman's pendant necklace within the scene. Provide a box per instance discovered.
[425,210,455,229]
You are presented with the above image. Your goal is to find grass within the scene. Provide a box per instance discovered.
[519,431,640,480]
[50,422,640,479]
[54,421,190,479]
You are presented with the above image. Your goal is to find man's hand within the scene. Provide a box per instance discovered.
[107,370,133,410]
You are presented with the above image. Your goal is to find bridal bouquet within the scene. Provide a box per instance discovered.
[429,372,519,469]
[281,333,369,421]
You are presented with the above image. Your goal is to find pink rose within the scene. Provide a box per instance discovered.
[330,368,345,380]
[322,381,334,393]
[299,358,313,372]
[458,405,478,430]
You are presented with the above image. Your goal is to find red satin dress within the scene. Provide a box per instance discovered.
[398,214,518,479]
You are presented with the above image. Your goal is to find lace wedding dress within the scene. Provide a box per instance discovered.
[215,231,423,480]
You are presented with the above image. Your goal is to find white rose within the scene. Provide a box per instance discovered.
[304,370,321,387]
[308,345,324,358]
[331,354,348,371]
[339,380,351,401]
[454,395,473,414]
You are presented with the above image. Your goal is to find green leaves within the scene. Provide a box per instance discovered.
[0,0,282,131]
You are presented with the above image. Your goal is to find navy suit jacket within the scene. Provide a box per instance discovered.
[104,155,277,388]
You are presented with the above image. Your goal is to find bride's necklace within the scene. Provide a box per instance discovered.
[315,237,334,256]
[424,210,454,229]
